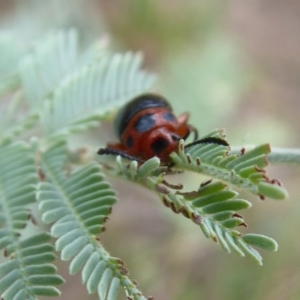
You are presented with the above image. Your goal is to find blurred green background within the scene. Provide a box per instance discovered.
[1,0,300,299]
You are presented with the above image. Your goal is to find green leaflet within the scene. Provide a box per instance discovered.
[221,217,245,228]
[106,277,121,300]
[192,190,238,207]
[242,234,278,252]
[69,244,94,275]
[201,199,251,214]
[87,261,106,293]
[98,268,113,299]
[258,181,289,200]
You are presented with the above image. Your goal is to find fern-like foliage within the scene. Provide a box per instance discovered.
[41,52,155,136]
[0,143,64,299]
[0,34,22,95]
[15,29,155,137]
[19,29,81,107]
[0,232,64,300]
[0,143,37,244]
[0,28,292,299]
[37,139,148,300]
[151,179,277,265]
[0,94,38,146]
[108,137,287,265]
[170,129,288,200]
[0,29,156,299]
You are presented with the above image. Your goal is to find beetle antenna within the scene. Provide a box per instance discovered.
[189,126,199,141]
[185,137,229,149]
[181,126,199,142]
[98,148,144,162]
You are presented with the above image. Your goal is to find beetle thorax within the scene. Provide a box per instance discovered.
[141,127,178,162]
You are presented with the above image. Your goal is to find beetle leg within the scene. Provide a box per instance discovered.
[97,147,144,162]
[187,125,199,141]
[176,112,199,141]
[176,124,199,142]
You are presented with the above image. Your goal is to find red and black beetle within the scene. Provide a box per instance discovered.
[98,93,228,163]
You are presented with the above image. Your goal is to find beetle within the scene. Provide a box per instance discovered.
[97,93,228,163]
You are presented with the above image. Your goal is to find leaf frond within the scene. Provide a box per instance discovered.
[37,139,148,299]
[0,232,64,300]
[0,33,22,95]
[0,143,63,299]
[41,51,155,136]
[0,143,37,248]
[19,29,81,107]
[0,93,39,146]
[109,156,278,265]
[170,130,288,200]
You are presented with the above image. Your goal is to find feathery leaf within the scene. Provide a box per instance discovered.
[0,33,22,95]
[41,51,155,136]
[0,93,39,146]
[170,130,288,200]
[19,29,80,107]
[0,143,63,299]
[111,155,279,265]
[0,143,37,248]
[37,139,148,299]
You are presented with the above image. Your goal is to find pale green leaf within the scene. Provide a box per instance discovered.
[242,234,278,251]
[107,277,120,300]
[69,244,94,275]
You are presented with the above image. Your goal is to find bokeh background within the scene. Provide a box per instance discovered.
[1,1,300,299]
